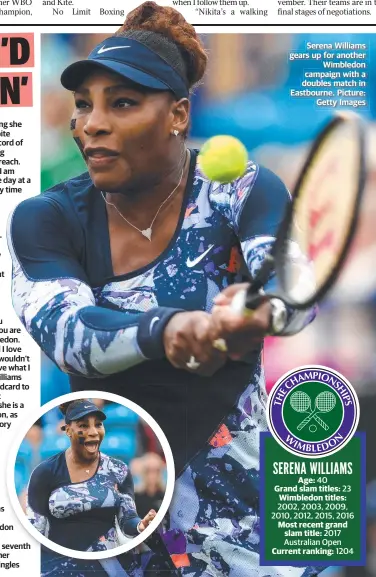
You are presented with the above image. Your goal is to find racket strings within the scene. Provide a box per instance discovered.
[280,114,365,307]
[290,391,311,412]
[315,391,336,412]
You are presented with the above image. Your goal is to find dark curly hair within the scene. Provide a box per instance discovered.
[115,1,208,93]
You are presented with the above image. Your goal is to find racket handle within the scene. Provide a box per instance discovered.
[231,288,265,316]
[297,413,314,431]
[314,413,329,431]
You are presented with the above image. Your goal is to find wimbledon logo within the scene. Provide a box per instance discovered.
[266,365,359,458]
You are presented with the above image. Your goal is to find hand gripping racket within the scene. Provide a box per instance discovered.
[231,111,366,316]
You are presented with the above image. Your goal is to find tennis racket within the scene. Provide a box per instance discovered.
[294,391,336,431]
[289,391,329,431]
[231,111,366,316]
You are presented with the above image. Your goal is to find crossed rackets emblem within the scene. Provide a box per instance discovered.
[290,391,336,432]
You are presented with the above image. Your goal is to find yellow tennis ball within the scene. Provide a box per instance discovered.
[198,135,248,183]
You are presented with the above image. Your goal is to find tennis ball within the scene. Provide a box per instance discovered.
[198,135,248,183]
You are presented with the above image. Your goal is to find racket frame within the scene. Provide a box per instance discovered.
[242,112,367,312]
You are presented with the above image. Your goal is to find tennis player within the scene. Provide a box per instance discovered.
[8,2,321,576]
[27,399,158,575]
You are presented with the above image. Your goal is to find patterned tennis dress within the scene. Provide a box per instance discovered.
[27,452,151,576]
[9,150,322,577]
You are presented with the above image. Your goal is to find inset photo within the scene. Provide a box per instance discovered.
[8,392,174,563]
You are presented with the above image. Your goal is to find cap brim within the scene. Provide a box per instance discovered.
[60,408,106,430]
[61,59,170,93]
[74,408,107,421]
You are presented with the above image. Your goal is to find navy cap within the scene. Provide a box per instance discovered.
[61,36,189,100]
[61,400,106,430]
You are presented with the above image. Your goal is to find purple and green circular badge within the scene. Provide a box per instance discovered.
[267,365,359,458]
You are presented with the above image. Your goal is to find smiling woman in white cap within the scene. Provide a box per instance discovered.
[26,399,157,576]
[8,2,320,577]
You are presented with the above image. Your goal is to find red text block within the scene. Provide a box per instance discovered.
[0,34,34,68]
[0,73,33,106]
